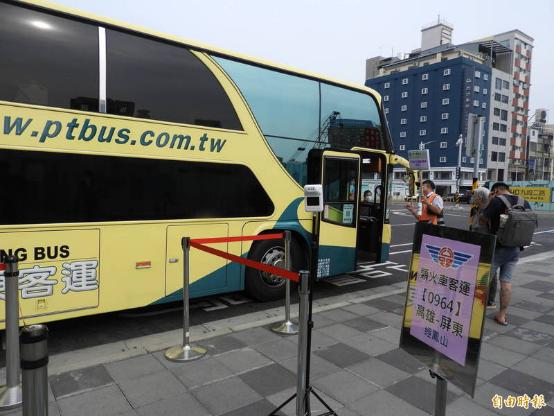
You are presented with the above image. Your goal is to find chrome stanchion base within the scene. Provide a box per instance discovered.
[164,344,207,363]
[0,384,22,409]
[271,320,299,335]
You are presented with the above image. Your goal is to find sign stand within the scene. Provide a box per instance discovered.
[430,370,447,416]
[270,213,336,416]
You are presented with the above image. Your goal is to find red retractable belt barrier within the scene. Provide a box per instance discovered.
[0,263,5,271]
[191,233,284,245]
[189,238,299,283]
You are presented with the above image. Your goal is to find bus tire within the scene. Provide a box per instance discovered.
[245,235,306,302]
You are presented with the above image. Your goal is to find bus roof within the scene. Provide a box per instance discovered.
[18,0,382,103]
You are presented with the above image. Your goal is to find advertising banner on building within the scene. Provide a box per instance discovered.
[510,186,551,203]
[400,223,496,396]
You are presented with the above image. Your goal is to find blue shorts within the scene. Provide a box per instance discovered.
[492,246,520,283]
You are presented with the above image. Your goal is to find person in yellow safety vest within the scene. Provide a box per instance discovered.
[405,180,444,224]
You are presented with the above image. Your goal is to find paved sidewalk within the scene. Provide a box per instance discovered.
[3,254,554,416]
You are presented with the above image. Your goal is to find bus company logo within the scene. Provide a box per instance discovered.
[426,245,472,269]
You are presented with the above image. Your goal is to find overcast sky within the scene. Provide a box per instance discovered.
[57,0,554,118]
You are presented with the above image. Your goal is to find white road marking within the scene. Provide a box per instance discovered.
[391,223,415,227]
[390,243,413,248]
[534,229,554,235]
[390,249,412,255]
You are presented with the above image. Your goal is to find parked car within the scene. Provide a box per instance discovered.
[444,193,456,202]
[458,190,473,204]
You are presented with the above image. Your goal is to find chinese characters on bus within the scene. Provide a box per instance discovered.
[0,260,99,300]
[410,235,480,366]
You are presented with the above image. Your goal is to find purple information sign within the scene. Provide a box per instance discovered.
[410,234,481,366]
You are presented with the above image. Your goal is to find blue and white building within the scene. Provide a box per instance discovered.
[365,19,517,194]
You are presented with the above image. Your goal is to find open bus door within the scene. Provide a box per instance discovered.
[307,148,389,277]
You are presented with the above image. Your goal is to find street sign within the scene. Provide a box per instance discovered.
[408,149,430,170]
[400,223,496,397]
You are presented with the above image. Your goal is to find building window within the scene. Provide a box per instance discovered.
[475,70,481,78]
[466,78,471,83]
[401,104,407,111]
[474,85,480,93]
[401,91,408,98]
[495,78,502,89]
[443,83,450,91]
[441,127,448,134]
[492,136,498,145]
[494,93,501,102]
[499,152,506,162]
[493,122,499,131]
[440,156,447,163]
[462,157,467,162]
[419,129,426,136]
[483,88,488,95]
[384,108,389,114]
[399,131,407,138]
[503,80,510,89]
[421,87,428,95]
[491,151,498,161]
[399,145,405,150]
[473,99,479,107]
[422,73,429,81]
[443,68,451,76]
[384,82,390,89]
[383,95,389,102]
[400,118,407,125]
[501,110,508,121]
[420,115,427,122]
[421,101,428,108]
[402,77,408,85]
[440,142,447,148]
[483,73,489,81]
[482,102,487,109]
[442,98,450,105]
[500,124,507,132]
[501,95,509,104]
[494,108,501,116]
[441,112,449,120]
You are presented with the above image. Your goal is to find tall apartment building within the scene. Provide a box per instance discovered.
[527,109,553,180]
[492,31,534,180]
[365,21,533,188]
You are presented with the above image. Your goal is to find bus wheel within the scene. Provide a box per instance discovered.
[245,237,304,301]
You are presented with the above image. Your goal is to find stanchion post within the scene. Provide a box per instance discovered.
[21,325,49,416]
[0,255,22,409]
[165,237,207,362]
[272,231,298,335]
[296,270,310,416]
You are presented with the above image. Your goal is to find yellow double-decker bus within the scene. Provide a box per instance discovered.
[0,0,411,326]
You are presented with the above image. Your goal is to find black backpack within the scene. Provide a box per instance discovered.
[496,195,537,247]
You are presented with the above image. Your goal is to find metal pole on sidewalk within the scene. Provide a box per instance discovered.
[272,231,298,335]
[296,270,310,416]
[0,255,22,410]
[21,324,49,416]
[431,370,447,416]
[165,237,207,362]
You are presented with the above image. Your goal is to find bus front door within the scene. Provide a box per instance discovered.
[357,151,388,263]
[310,150,360,278]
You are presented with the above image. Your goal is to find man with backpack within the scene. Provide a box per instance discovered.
[482,182,537,326]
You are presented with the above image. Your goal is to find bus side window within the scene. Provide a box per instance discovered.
[105,30,242,130]
[0,2,99,111]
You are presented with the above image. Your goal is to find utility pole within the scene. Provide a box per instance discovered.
[472,116,485,190]
[456,135,463,206]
